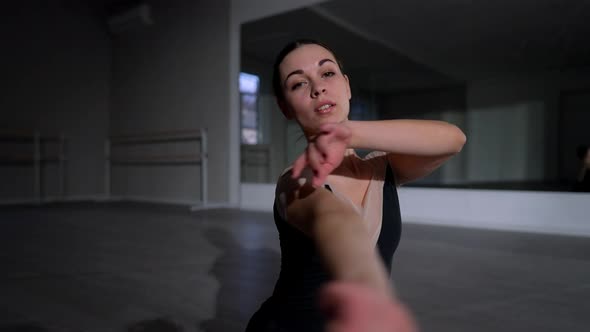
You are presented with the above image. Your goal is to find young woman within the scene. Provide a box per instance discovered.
[245,39,466,332]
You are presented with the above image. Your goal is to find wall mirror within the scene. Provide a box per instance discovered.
[240,0,590,192]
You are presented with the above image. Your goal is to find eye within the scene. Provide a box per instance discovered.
[290,81,306,91]
[322,71,335,78]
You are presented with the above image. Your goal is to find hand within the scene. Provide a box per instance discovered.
[319,281,418,332]
[292,123,352,187]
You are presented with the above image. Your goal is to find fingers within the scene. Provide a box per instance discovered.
[291,143,328,187]
[307,143,327,187]
[291,122,350,184]
[312,166,330,188]
[325,321,355,332]
[319,281,367,313]
[318,282,353,314]
[291,153,307,179]
[320,281,419,332]
[320,283,364,332]
[307,142,323,170]
[315,136,345,171]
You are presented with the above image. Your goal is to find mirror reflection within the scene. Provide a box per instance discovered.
[240,0,590,192]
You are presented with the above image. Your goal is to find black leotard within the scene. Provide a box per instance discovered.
[245,164,402,332]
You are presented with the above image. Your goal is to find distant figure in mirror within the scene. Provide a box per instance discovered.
[574,144,590,192]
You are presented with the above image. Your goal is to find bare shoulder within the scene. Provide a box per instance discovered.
[355,151,389,180]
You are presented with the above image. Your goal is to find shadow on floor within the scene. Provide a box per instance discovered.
[199,227,280,332]
[126,318,183,332]
[0,324,49,332]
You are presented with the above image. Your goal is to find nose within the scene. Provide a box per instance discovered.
[312,89,325,97]
[311,82,326,98]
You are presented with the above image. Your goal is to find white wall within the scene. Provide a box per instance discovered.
[0,2,110,202]
[106,0,328,205]
[84,0,331,206]
[399,187,589,237]
[109,0,231,205]
[232,0,328,24]
[0,0,324,206]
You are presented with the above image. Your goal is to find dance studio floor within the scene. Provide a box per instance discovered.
[1,202,589,332]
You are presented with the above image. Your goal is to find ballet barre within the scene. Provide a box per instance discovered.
[105,129,208,208]
[241,143,273,182]
[0,131,67,203]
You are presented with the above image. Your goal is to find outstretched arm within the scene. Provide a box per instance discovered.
[281,179,418,331]
[345,120,466,185]
[281,175,392,295]
[291,120,466,187]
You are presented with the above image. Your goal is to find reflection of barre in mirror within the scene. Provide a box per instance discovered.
[104,129,208,209]
[241,143,273,183]
[0,131,67,204]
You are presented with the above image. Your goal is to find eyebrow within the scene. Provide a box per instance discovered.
[283,58,336,86]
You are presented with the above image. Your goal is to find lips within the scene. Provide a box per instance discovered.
[316,102,335,114]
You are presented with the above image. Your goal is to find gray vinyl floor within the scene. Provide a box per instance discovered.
[1,203,589,332]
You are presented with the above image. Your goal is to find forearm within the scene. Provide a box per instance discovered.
[285,178,392,296]
[345,119,466,156]
[311,202,393,296]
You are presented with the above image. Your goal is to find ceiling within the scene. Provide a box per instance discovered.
[241,0,590,93]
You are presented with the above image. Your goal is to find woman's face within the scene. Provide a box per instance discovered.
[278,44,351,137]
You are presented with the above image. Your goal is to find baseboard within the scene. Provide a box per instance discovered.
[190,202,236,211]
[0,194,108,205]
[0,195,234,211]
[111,195,201,206]
[48,195,110,202]
[108,195,235,210]
[0,198,40,205]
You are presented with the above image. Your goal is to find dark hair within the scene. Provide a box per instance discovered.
[577,145,589,160]
[272,39,344,101]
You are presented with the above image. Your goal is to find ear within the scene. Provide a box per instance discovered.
[344,74,351,100]
[277,98,294,120]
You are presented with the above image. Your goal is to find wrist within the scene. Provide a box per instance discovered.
[342,120,360,149]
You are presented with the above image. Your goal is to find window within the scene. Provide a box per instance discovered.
[239,72,260,144]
